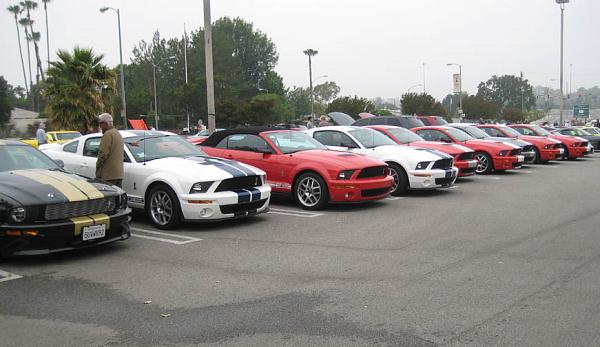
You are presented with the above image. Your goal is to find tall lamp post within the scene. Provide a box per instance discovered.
[447,63,462,117]
[152,56,176,130]
[556,0,569,126]
[100,6,127,129]
[303,49,318,120]
[422,62,426,93]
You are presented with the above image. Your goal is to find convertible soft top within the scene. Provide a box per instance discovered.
[202,127,288,147]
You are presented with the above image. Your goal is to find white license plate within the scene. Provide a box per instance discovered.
[559,148,564,154]
[468,160,477,168]
[82,224,106,241]
[517,155,524,162]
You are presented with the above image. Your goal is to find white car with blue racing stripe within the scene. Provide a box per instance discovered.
[304,126,459,195]
[41,130,271,229]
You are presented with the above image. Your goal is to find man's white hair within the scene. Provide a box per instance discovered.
[98,113,113,127]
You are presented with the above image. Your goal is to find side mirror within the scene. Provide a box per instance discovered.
[54,159,65,168]
[256,147,273,154]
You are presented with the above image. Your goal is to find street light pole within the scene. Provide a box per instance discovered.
[569,63,573,95]
[204,0,216,134]
[100,6,127,129]
[556,0,569,126]
[422,62,426,93]
[447,63,462,116]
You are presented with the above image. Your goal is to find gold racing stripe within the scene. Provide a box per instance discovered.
[13,170,88,202]
[39,170,105,200]
[70,216,95,236]
[88,214,111,230]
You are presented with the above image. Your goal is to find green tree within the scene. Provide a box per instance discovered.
[477,75,536,111]
[462,95,500,119]
[400,93,446,116]
[0,77,13,133]
[327,96,375,118]
[259,70,286,96]
[45,47,116,132]
[501,107,526,123]
[287,87,311,116]
[313,81,340,104]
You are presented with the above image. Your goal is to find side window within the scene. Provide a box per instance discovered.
[216,137,228,149]
[387,118,402,126]
[420,118,432,126]
[83,138,101,157]
[313,131,356,147]
[353,119,368,126]
[225,134,271,152]
[63,140,79,153]
[416,130,449,142]
[515,127,533,136]
[488,128,504,137]
[369,117,386,125]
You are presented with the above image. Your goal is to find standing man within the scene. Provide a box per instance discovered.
[36,123,47,146]
[96,113,124,188]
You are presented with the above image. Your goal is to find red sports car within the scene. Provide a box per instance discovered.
[366,125,478,177]
[477,124,563,163]
[508,124,587,160]
[411,126,524,174]
[201,128,394,210]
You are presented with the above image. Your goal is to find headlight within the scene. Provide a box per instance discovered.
[190,181,214,194]
[115,193,128,211]
[572,143,578,147]
[10,207,26,223]
[498,150,508,157]
[544,144,552,149]
[415,162,430,170]
[337,170,356,180]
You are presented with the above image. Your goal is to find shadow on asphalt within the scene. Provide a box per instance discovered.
[2,241,128,266]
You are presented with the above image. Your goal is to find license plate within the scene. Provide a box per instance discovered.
[517,155,524,162]
[468,160,477,168]
[559,148,564,154]
[82,224,106,241]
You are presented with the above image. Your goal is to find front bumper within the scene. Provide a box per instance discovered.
[0,208,131,257]
[408,167,458,189]
[328,176,393,202]
[455,159,478,177]
[522,150,536,163]
[179,185,271,220]
[492,155,523,171]
[584,144,594,155]
[539,148,562,161]
[566,146,586,159]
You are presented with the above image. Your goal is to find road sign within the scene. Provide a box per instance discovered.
[573,104,589,118]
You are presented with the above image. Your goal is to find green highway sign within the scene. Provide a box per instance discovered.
[573,104,589,118]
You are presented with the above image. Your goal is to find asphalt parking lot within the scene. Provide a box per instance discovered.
[2,155,600,346]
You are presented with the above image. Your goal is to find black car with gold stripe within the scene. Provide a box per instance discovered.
[0,140,131,257]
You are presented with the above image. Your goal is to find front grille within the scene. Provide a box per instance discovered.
[220,199,267,216]
[361,187,390,197]
[215,175,262,192]
[458,152,474,160]
[580,142,588,147]
[44,197,116,221]
[554,144,562,149]
[512,162,522,168]
[357,166,388,179]
[510,149,522,156]
[523,145,535,152]
[432,158,453,170]
[435,177,455,186]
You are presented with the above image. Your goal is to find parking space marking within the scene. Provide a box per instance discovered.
[474,176,502,180]
[386,196,404,201]
[0,270,22,283]
[520,170,533,174]
[268,208,324,218]
[449,185,460,189]
[130,227,202,245]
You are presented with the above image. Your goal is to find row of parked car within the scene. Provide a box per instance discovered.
[0,112,596,257]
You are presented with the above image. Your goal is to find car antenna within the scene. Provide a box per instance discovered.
[143,126,147,166]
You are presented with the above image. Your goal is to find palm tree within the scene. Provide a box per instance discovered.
[303,49,318,118]
[42,0,50,69]
[20,1,45,81]
[45,47,117,132]
[7,4,29,95]
[18,17,33,93]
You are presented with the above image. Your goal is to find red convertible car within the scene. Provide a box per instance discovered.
[477,124,563,163]
[508,124,587,160]
[201,128,394,210]
[365,125,478,177]
[411,126,524,174]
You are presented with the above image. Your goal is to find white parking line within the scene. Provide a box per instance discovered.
[0,270,22,283]
[474,176,502,180]
[534,165,558,168]
[386,196,404,201]
[130,227,202,245]
[268,208,324,218]
[448,185,460,189]
[520,170,533,174]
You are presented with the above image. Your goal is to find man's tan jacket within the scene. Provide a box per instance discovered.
[96,127,124,181]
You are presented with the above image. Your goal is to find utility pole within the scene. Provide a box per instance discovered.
[556,0,569,126]
[184,23,190,132]
[520,71,525,113]
[569,63,573,95]
[203,0,216,134]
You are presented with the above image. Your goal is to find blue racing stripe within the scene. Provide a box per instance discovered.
[186,156,247,177]
[236,190,251,203]
[247,187,261,202]
[220,159,257,176]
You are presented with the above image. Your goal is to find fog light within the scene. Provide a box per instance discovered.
[199,208,214,218]
[424,179,432,187]
[23,230,39,237]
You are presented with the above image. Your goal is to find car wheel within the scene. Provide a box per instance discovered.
[532,147,541,164]
[294,172,329,210]
[561,144,569,160]
[388,162,408,196]
[475,152,493,174]
[146,184,182,230]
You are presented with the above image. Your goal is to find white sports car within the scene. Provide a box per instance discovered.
[42,130,271,229]
[305,126,458,195]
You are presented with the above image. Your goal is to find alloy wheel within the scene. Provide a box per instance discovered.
[297,177,322,207]
[475,153,489,174]
[150,190,173,226]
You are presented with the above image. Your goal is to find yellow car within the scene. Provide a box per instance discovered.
[579,127,600,136]
[20,131,82,148]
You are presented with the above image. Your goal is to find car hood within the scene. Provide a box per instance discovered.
[371,145,453,161]
[550,134,586,143]
[143,156,266,180]
[465,139,516,150]
[518,135,559,145]
[327,112,356,126]
[286,150,386,169]
[409,141,472,156]
[482,137,532,147]
[0,169,120,207]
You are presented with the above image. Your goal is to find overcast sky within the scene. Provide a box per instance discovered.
[1,0,599,101]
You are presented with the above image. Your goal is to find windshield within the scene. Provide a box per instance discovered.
[584,128,600,135]
[403,117,425,128]
[55,132,81,141]
[460,126,489,139]
[435,117,448,125]
[125,135,206,162]
[265,131,326,154]
[531,125,551,136]
[445,127,474,141]
[499,126,522,137]
[385,127,424,144]
[0,145,60,172]
[572,129,591,136]
[349,128,397,148]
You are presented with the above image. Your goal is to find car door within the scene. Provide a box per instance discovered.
[78,137,102,178]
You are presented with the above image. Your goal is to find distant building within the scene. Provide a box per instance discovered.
[9,108,47,136]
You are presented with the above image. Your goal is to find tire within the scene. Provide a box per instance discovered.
[561,144,569,160]
[388,162,409,196]
[146,184,182,230]
[293,172,329,210]
[532,147,541,164]
[474,152,493,174]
